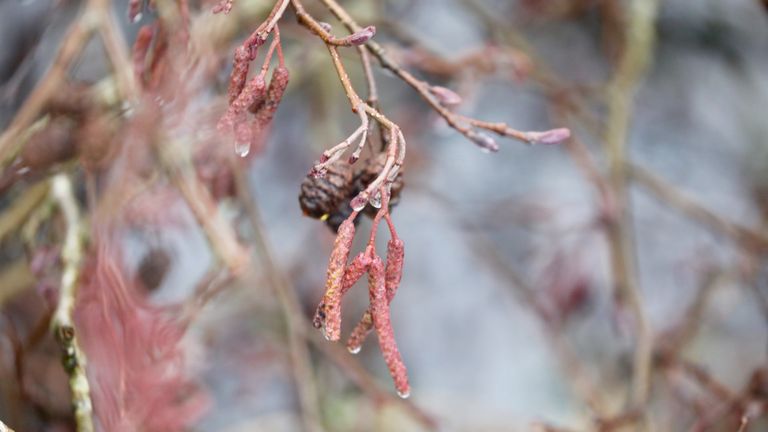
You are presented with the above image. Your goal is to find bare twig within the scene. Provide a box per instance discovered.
[156,138,248,275]
[50,174,94,432]
[314,0,569,148]
[629,163,768,252]
[603,0,660,410]
[233,165,323,432]
[0,183,49,242]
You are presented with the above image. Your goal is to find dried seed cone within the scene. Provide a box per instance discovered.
[368,255,410,397]
[299,161,355,219]
[318,217,356,341]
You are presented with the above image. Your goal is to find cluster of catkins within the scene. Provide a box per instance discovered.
[217,30,289,158]
[303,175,410,398]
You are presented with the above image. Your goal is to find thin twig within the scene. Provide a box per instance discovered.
[0,10,93,167]
[629,163,768,252]
[155,138,248,275]
[314,0,567,147]
[50,174,94,432]
[0,182,49,242]
[233,165,323,432]
[603,0,660,410]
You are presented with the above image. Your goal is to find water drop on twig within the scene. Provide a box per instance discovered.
[234,140,251,158]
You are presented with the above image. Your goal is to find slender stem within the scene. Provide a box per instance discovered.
[233,166,324,432]
[604,0,660,411]
[0,11,94,167]
[629,163,768,252]
[50,174,94,432]
[156,138,248,274]
[315,0,554,146]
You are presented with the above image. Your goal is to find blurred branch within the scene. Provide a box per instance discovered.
[628,163,768,252]
[232,166,323,432]
[0,260,35,308]
[0,182,49,242]
[0,0,141,168]
[49,174,94,432]
[306,328,438,430]
[156,138,248,275]
[467,228,611,419]
[603,0,660,410]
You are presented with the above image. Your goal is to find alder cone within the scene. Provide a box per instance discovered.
[299,160,355,219]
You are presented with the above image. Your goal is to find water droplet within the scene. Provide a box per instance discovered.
[347,345,361,354]
[132,12,143,23]
[234,140,251,157]
[350,194,367,212]
[369,191,382,209]
[397,389,410,399]
[16,166,30,176]
[321,326,331,341]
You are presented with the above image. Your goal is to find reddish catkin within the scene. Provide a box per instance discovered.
[313,250,370,330]
[132,25,154,86]
[346,237,404,353]
[368,255,410,398]
[217,74,266,133]
[248,66,289,150]
[251,66,289,125]
[319,216,356,341]
[228,46,254,104]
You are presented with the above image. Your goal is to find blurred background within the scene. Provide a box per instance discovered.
[1,0,768,431]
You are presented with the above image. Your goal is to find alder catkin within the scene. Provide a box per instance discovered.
[318,217,356,341]
[368,255,410,397]
[313,251,370,332]
[346,238,403,352]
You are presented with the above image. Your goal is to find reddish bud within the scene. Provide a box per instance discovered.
[525,127,571,145]
[429,86,462,107]
[346,26,376,46]
[467,131,499,153]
